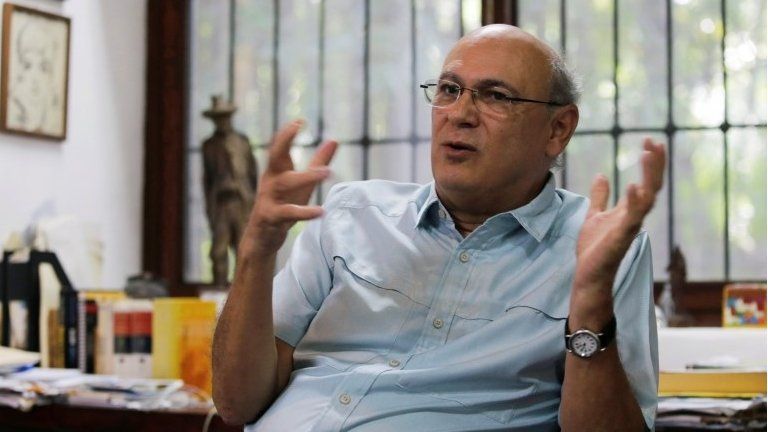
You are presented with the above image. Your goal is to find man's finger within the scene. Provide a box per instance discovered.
[641,139,665,192]
[587,174,610,217]
[267,120,304,173]
[308,140,338,168]
[272,168,331,195]
[273,203,324,222]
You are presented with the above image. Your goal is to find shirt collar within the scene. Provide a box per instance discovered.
[415,174,561,242]
[507,173,560,242]
[414,182,442,228]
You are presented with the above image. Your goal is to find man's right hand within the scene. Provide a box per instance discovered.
[240,119,338,258]
[213,121,336,424]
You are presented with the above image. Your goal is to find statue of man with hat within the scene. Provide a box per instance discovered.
[202,95,258,287]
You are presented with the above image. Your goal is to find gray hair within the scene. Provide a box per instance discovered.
[548,55,580,169]
[548,55,581,106]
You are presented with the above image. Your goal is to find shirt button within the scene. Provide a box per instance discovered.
[459,251,470,263]
[438,209,447,219]
[433,318,444,329]
[388,359,401,367]
[339,393,351,405]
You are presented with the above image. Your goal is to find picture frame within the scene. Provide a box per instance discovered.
[0,4,70,140]
[723,284,767,328]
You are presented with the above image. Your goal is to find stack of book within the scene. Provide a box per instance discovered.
[43,292,218,394]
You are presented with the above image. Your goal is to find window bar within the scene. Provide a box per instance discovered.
[272,0,280,134]
[183,1,196,285]
[317,0,327,204]
[720,0,730,279]
[560,0,568,189]
[228,0,236,102]
[362,0,371,180]
[612,0,620,204]
[665,0,675,270]
[459,0,464,37]
[410,0,418,183]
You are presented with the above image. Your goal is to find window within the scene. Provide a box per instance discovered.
[519,0,766,281]
[185,0,482,283]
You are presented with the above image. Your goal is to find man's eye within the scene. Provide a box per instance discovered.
[484,90,510,102]
[440,83,460,95]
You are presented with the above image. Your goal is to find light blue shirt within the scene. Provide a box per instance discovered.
[249,175,658,431]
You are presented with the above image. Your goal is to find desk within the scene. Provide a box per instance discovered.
[0,404,241,432]
[1,400,763,432]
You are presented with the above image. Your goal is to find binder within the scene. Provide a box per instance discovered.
[1,250,73,353]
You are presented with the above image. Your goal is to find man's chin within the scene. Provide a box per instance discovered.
[434,174,479,195]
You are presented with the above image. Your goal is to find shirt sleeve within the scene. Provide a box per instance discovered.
[612,231,659,430]
[272,184,345,347]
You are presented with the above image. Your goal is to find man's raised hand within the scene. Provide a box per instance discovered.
[240,120,338,258]
[574,138,666,292]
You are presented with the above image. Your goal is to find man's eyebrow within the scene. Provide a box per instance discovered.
[437,73,522,96]
[475,79,521,96]
[438,71,463,83]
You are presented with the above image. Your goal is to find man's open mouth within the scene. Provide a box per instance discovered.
[444,141,476,152]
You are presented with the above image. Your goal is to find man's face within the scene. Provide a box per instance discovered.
[431,32,560,205]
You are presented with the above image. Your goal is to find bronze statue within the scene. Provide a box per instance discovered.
[202,96,258,286]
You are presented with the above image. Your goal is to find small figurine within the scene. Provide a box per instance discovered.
[666,246,694,326]
[202,96,258,287]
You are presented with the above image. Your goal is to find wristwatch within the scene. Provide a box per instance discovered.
[564,316,616,359]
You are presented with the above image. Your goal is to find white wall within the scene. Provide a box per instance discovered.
[0,0,146,288]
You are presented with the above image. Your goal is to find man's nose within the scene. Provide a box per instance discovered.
[446,90,480,126]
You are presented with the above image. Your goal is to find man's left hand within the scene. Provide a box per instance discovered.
[571,138,666,316]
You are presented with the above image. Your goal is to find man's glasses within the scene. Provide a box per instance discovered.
[420,79,565,116]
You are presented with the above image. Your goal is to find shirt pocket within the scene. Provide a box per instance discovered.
[398,304,567,425]
[449,265,572,343]
[299,252,419,366]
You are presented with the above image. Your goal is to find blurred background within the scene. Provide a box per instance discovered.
[184,0,765,290]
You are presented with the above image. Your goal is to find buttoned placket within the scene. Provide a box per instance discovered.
[310,353,412,431]
[413,240,481,353]
[414,216,508,355]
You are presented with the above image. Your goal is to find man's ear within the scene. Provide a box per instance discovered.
[545,104,579,158]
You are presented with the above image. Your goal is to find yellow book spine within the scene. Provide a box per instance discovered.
[152,298,216,393]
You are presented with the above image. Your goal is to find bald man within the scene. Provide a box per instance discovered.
[213,24,664,431]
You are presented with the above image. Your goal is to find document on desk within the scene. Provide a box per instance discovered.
[657,396,767,430]
[659,397,758,414]
[8,366,81,382]
[0,346,40,374]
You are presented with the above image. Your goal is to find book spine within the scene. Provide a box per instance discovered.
[95,301,114,375]
[61,289,79,369]
[132,305,153,378]
[113,303,131,377]
[84,299,98,373]
[47,308,64,368]
[77,294,86,372]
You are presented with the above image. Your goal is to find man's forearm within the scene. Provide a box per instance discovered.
[212,253,280,424]
[560,345,646,431]
[559,285,646,431]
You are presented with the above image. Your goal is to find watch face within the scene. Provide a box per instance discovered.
[570,331,600,358]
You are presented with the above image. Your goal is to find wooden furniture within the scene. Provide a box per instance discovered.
[0,404,242,432]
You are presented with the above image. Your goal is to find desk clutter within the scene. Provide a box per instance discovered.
[656,396,766,431]
[0,249,221,414]
[656,327,767,431]
[658,327,767,398]
[0,367,211,413]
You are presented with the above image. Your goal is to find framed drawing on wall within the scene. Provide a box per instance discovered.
[0,4,70,140]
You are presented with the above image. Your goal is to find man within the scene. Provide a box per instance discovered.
[213,24,664,431]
